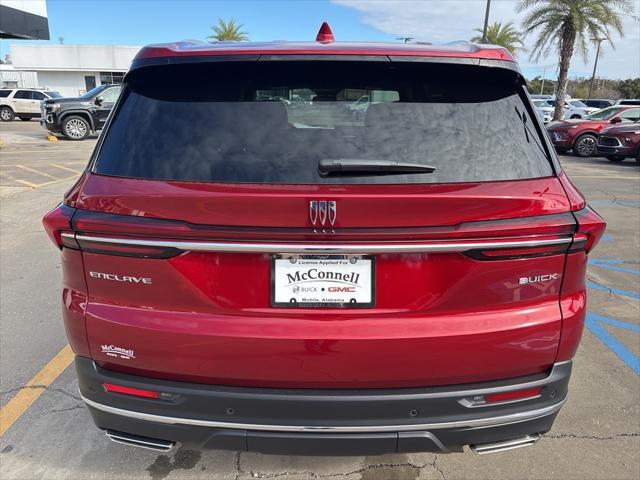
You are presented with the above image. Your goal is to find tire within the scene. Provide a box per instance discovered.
[606,155,625,163]
[572,134,598,157]
[570,114,581,119]
[62,115,90,140]
[18,116,32,121]
[0,106,14,122]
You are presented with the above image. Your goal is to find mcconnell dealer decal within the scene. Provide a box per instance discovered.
[101,345,135,359]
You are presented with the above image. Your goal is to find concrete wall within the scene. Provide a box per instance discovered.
[11,44,140,71]
[36,71,100,97]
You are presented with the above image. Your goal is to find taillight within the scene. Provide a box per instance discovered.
[465,240,571,260]
[42,203,77,249]
[569,206,606,254]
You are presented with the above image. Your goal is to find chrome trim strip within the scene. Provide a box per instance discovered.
[65,233,572,255]
[106,431,174,452]
[81,395,566,433]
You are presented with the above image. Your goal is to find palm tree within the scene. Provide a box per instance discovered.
[471,22,525,56]
[207,18,249,42]
[517,0,633,121]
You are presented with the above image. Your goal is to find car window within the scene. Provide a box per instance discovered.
[570,100,587,108]
[80,85,108,100]
[620,109,640,121]
[95,61,553,185]
[0,90,11,98]
[31,91,46,101]
[586,107,626,120]
[13,90,32,99]
[100,87,121,103]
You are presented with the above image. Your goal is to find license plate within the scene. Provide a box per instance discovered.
[271,255,375,308]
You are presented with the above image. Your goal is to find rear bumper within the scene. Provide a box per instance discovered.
[77,357,571,455]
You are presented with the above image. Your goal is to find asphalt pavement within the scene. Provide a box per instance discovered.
[0,121,638,479]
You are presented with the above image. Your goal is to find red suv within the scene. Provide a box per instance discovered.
[546,106,640,157]
[43,28,605,456]
[597,121,640,163]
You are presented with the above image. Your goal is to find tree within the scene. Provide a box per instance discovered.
[471,21,525,55]
[207,18,248,42]
[518,0,633,120]
[617,78,640,98]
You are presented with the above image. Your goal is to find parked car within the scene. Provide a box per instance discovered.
[547,106,640,156]
[615,99,640,106]
[544,98,599,119]
[0,88,62,121]
[597,120,640,163]
[532,99,554,123]
[530,94,554,100]
[43,27,606,456]
[40,84,122,140]
[577,99,614,109]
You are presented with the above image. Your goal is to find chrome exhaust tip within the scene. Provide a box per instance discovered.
[106,430,175,452]
[470,434,540,455]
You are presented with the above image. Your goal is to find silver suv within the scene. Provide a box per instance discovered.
[0,88,62,121]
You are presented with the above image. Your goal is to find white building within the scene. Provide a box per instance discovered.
[6,44,141,97]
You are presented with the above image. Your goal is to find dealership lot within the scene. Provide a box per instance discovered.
[0,121,638,479]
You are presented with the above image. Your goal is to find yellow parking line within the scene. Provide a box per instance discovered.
[34,174,81,188]
[0,172,38,188]
[0,345,74,436]
[14,164,58,180]
[49,163,83,174]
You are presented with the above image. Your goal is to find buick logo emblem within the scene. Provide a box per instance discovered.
[310,200,336,226]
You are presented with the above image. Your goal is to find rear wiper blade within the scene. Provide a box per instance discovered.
[318,159,436,176]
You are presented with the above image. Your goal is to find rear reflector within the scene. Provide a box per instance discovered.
[103,383,160,399]
[485,386,543,404]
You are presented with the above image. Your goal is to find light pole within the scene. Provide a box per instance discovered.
[588,37,608,99]
[481,0,492,43]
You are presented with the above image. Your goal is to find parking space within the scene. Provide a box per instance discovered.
[0,121,638,479]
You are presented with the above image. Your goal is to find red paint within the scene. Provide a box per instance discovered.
[42,40,604,391]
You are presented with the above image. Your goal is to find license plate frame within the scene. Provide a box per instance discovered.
[271,254,376,308]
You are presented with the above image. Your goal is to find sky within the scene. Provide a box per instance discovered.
[1,0,638,80]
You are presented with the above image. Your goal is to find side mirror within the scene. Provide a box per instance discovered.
[95,96,103,106]
[610,116,622,124]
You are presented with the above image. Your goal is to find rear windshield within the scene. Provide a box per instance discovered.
[94,61,552,184]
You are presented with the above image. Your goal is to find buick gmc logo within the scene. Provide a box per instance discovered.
[310,200,336,226]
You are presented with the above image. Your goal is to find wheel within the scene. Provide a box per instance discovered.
[606,155,625,163]
[0,106,14,122]
[555,147,569,154]
[18,117,32,121]
[62,115,90,140]
[570,114,581,119]
[572,134,598,157]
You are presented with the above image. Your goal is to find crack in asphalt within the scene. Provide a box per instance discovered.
[0,384,81,401]
[49,404,85,413]
[545,432,640,441]
[234,453,446,479]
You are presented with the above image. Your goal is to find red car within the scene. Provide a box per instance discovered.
[597,121,640,163]
[546,106,640,157]
[43,25,605,456]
